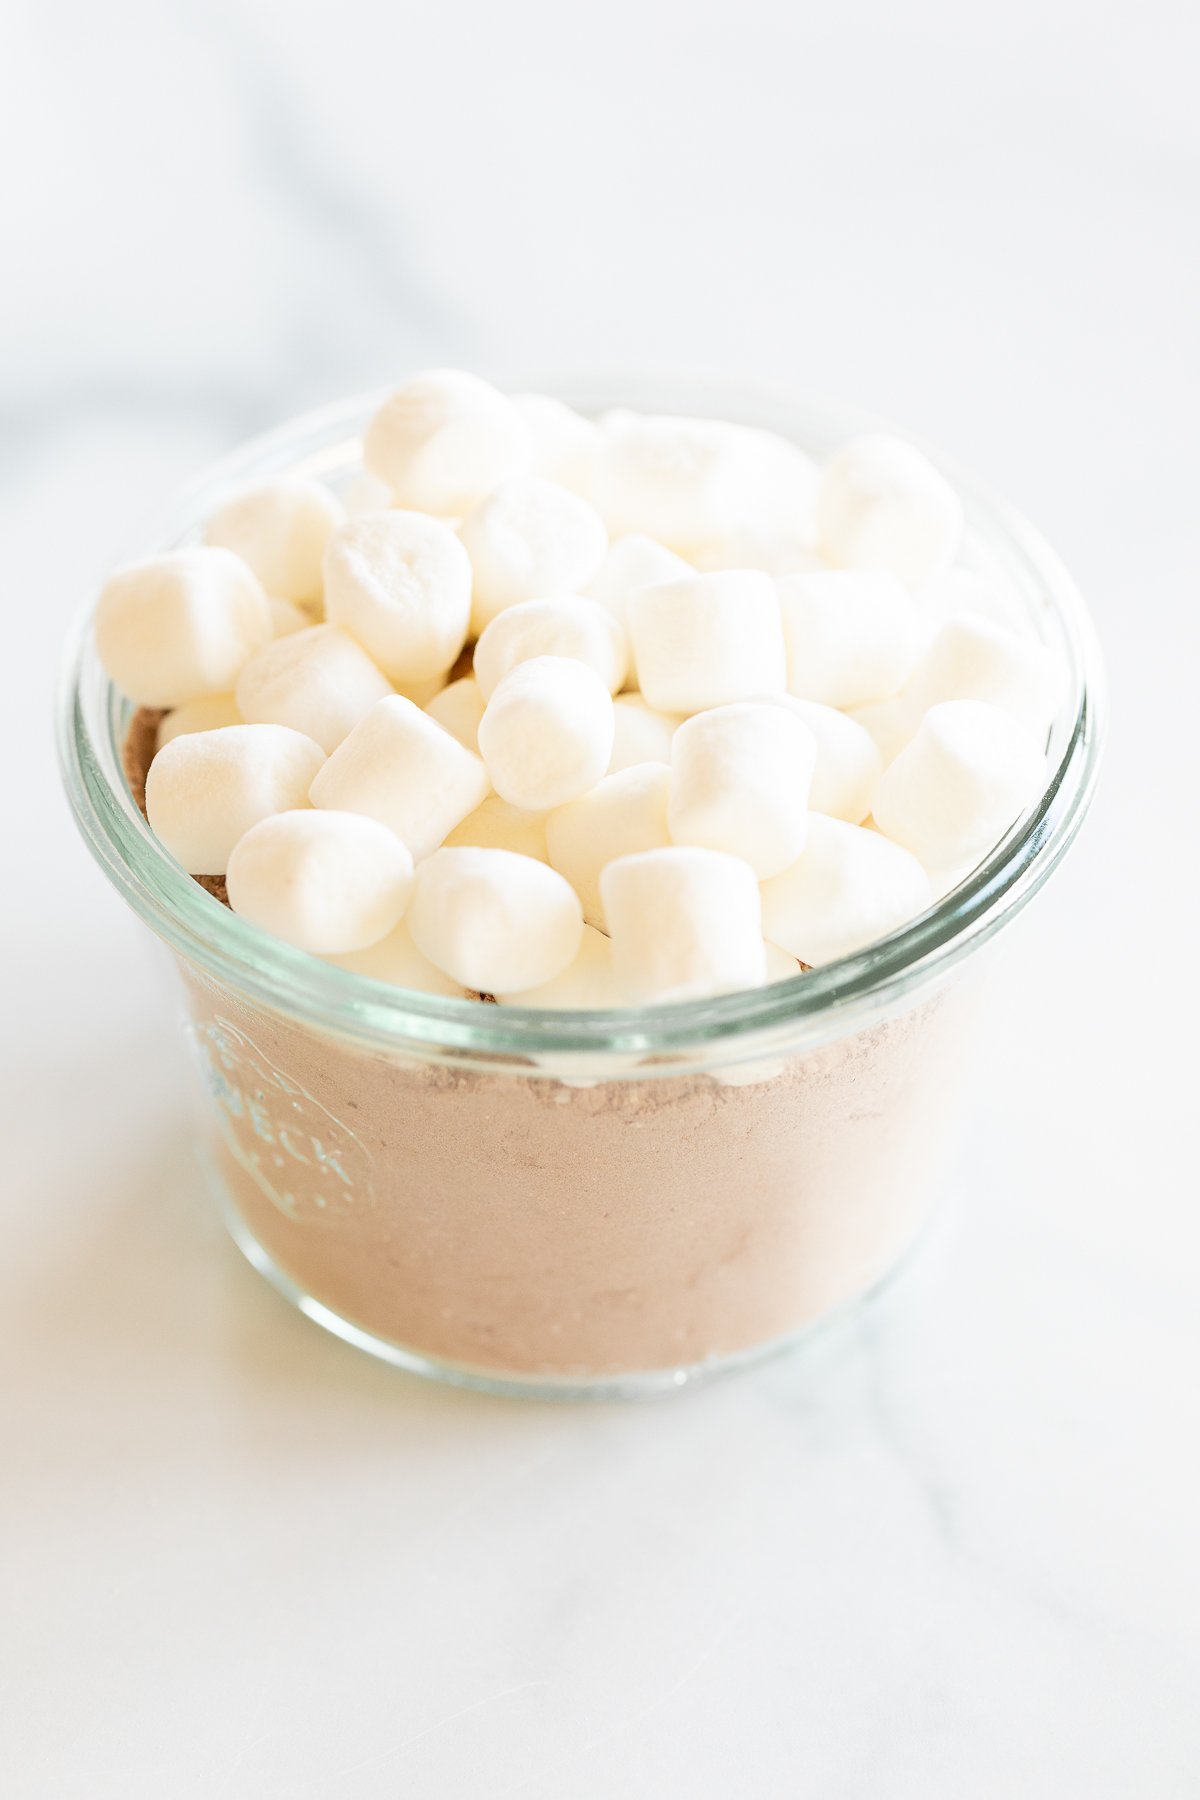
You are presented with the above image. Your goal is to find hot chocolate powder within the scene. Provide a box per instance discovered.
[180,966,975,1378]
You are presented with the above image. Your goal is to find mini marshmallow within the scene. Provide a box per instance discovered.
[760,815,933,966]
[816,435,963,587]
[226,809,414,953]
[585,534,693,632]
[408,847,583,994]
[510,394,603,497]
[777,569,918,710]
[597,418,816,552]
[363,369,530,514]
[322,511,471,684]
[846,696,918,768]
[545,762,671,928]
[309,695,490,861]
[904,613,1065,738]
[668,703,816,879]
[592,414,749,552]
[601,846,767,1002]
[156,693,242,749]
[203,476,344,606]
[339,469,394,518]
[628,570,787,714]
[720,425,820,551]
[270,598,316,637]
[424,675,486,750]
[326,919,464,997]
[478,656,614,811]
[460,476,609,633]
[758,695,883,823]
[95,547,271,707]
[394,670,448,708]
[872,699,1047,870]
[764,940,804,981]
[927,567,1037,640]
[145,723,325,874]
[445,794,549,862]
[473,596,628,700]
[608,694,681,773]
[496,924,624,1009]
[236,624,394,753]
[691,523,823,576]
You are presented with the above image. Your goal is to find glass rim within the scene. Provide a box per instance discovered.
[57,380,1106,1062]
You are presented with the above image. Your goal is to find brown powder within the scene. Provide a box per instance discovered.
[180,965,976,1379]
[122,707,164,816]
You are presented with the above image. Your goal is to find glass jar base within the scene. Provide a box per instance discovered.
[209,1162,935,1403]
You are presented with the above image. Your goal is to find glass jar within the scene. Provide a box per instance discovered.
[58,381,1105,1398]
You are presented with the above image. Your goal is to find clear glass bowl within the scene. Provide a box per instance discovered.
[58,380,1105,1398]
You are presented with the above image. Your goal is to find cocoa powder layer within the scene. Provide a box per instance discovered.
[181,964,976,1378]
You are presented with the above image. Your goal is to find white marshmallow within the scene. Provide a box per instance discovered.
[628,570,787,714]
[760,815,933,965]
[145,723,325,874]
[460,476,609,633]
[907,566,976,647]
[585,534,692,634]
[691,523,823,576]
[596,417,816,551]
[847,696,918,768]
[601,846,767,1002]
[322,511,471,684]
[95,547,271,708]
[445,794,549,862]
[309,695,490,861]
[510,394,603,497]
[764,940,805,980]
[478,656,614,811]
[203,477,344,606]
[607,694,681,773]
[156,694,242,749]
[729,424,820,531]
[927,567,1037,640]
[235,624,393,753]
[757,695,883,823]
[423,675,485,751]
[545,762,672,928]
[592,414,749,552]
[777,569,918,709]
[226,809,414,954]
[496,925,624,1009]
[816,434,963,587]
[339,470,394,518]
[668,702,816,879]
[905,613,1065,738]
[408,847,584,994]
[363,369,530,515]
[872,699,1047,870]
[325,919,464,997]
[473,596,628,700]
[394,670,448,708]
[270,598,316,637]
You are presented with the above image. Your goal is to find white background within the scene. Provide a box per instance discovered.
[3,1,1198,1794]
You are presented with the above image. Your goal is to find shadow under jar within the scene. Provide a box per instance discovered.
[59,380,1104,1398]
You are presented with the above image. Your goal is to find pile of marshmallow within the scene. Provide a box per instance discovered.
[94,369,1063,1007]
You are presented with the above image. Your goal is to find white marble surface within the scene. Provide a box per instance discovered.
[3,1,1199,1793]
